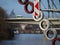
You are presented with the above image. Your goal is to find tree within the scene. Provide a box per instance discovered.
[0,7,14,40]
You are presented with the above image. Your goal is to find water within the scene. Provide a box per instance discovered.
[0,34,60,45]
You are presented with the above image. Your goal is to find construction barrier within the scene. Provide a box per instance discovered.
[33,0,43,21]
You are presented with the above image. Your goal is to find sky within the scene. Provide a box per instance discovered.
[0,0,60,18]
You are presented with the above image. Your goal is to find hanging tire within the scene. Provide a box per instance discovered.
[24,1,34,14]
[33,11,43,21]
[52,38,60,45]
[18,0,29,5]
[39,19,50,31]
[44,28,57,40]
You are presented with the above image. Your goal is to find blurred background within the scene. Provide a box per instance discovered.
[0,0,60,45]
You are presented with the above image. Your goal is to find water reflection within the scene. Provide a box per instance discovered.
[0,34,60,45]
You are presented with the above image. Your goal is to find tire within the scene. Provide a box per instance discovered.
[18,0,29,5]
[44,28,57,40]
[39,19,50,31]
[52,38,60,45]
[33,11,43,21]
[24,1,34,14]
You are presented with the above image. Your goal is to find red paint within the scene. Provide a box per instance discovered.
[34,12,38,16]
[35,2,39,10]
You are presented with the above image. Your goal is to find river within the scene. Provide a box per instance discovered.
[0,34,60,45]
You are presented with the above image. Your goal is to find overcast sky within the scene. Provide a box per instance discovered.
[0,0,60,18]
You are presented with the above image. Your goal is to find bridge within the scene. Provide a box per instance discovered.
[5,18,60,30]
[5,18,60,24]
